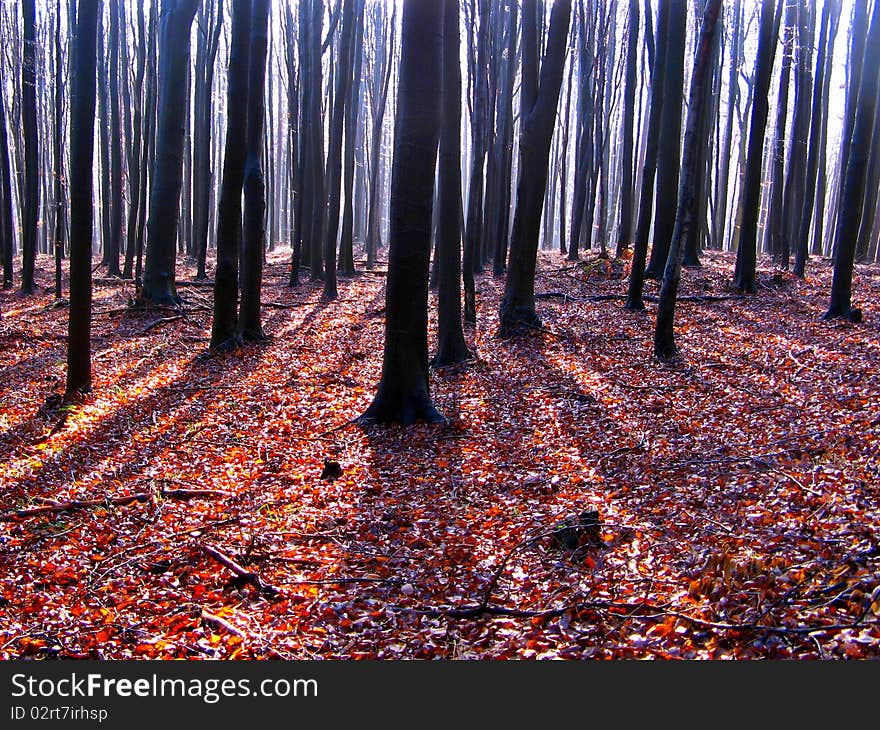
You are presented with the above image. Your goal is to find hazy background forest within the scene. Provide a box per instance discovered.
[0,0,878,661]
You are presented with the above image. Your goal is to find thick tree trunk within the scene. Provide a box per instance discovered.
[654,0,722,360]
[66,0,99,400]
[499,0,572,336]
[210,0,251,351]
[357,0,444,426]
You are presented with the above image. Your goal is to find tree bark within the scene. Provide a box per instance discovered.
[654,0,722,359]
[825,0,880,321]
[66,0,99,400]
[239,0,270,341]
[357,0,444,425]
[499,0,572,336]
[433,0,471,367]
[20,0,39,295]
[139,0,199,307]
[210,0,252,351]
[733,0,783,293]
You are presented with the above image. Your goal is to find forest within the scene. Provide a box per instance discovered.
[0,0,878,661]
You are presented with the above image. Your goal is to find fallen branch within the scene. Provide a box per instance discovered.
[536,292,746,304]
[201,609,246,639]
[137,315,185,335]
[0,487,229,521]
[0,494,152,521]
[201,544,280,598]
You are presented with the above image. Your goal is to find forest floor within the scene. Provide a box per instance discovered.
[1,250,879,659]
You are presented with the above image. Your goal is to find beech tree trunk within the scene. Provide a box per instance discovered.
[734,0,782,293]
[645,0,686,280]
[357,0,444,426]
[433,0,471,367]
[825,0,880,322]
[139,0,199,307]
[66,0,99,400]
[20,0,39,295]
[239,0,270,341]
[626,0,671,310]
[654,0,722,359]
[499,0,572,336]
[210,0,251,351]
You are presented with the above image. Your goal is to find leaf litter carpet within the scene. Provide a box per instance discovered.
[0,251,878,659]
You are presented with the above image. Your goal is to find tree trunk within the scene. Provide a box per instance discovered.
[66,0,99,400]
[339,0,366,277]
[654,0,722,359]
[52,0,67,301]
[357,0,444,426]
[626,0,671,310]
[0,51,14,289]
[463,0,490,323]
[795,0,838,276]
[645,0,686,280]
[433,0,471,367]
[20,0,39,295]
[210,0,252,351]
[106,0,124,277]
[322,0,356,300]
[239,0,270,341]
[615,0,639,258]
[139,0,199,307]
[499,0,572,336]
[825,0,880,322]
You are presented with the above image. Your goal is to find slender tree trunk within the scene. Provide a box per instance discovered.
[195,0,223,280]
[825,0,880,322]
[615,0,639,258]
[0,52,14,289]
[239,0,270,341]
[20,0,39,295]
[654,0,722,359]
[626,0,671,310]
[52,0,67,300]
[106,0,123,276]
[139,0,200,307]
[734,0,783,292]
[339,0,365,277]
[322,0,355,300]
[463,0,490,323]
[66,0,99,400]
[499,0,572,336]
[434,0,470,367]
[795,0,837,276]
